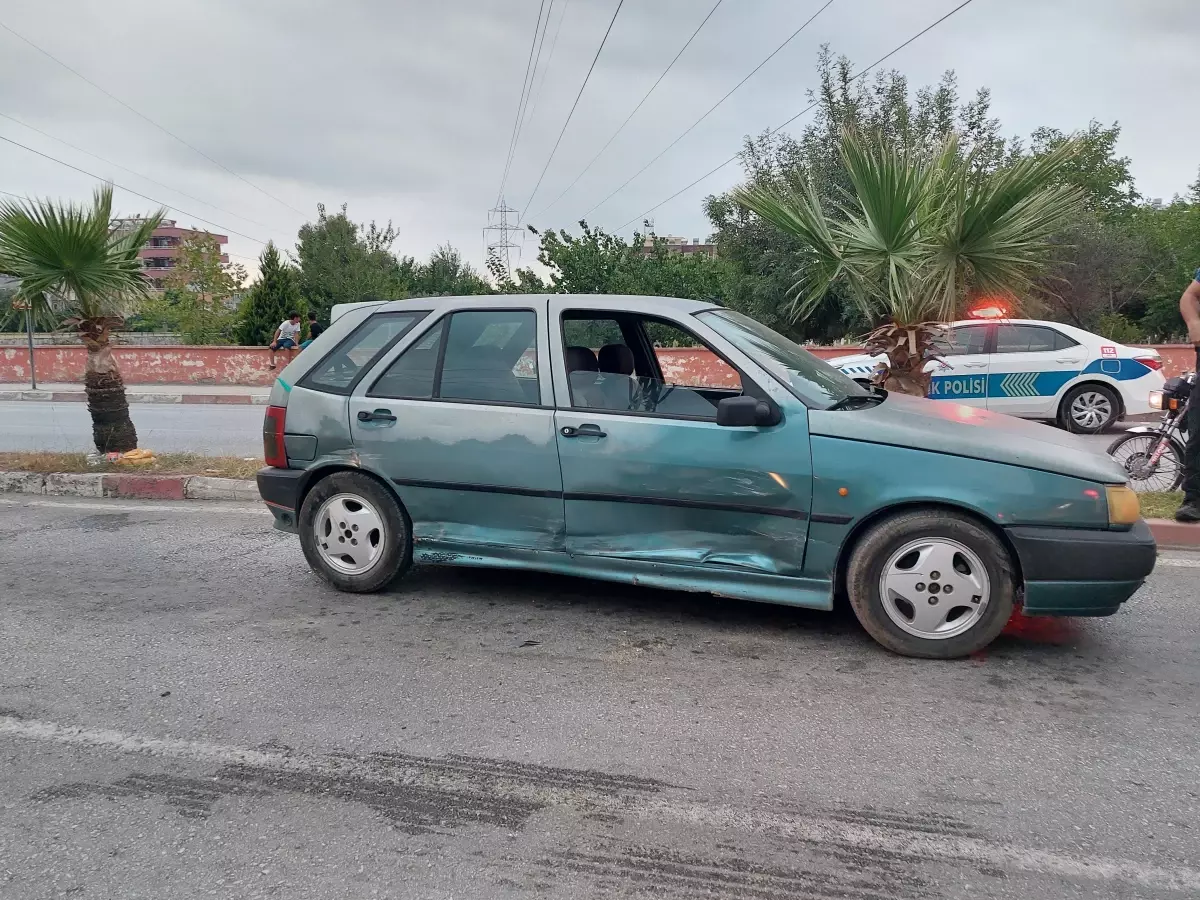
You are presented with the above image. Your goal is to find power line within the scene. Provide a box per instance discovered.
[0,19,308,219]
[581,0,835,221]
[519,0,627,220]
[529,0,724,223]
[496,0,549,206]
[0,133,269,245]
[617,0,983,232]
[0,112,286,233]
[522,0,573,138]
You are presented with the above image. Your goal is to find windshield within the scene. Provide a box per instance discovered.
[696,309,870,409]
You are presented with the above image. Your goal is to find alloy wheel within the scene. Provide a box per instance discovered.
[878,538,991,640]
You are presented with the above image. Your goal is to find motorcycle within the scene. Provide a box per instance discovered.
[1107,372,1194,493]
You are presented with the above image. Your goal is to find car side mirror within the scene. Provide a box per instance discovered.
[716,395,775,427]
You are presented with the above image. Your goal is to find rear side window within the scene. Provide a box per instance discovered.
[995,324,1064,354]
[301,312,424,394]
[370,309,540,406]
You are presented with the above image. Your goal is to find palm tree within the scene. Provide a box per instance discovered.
[0,185,164,451]
[732,131,1086,396]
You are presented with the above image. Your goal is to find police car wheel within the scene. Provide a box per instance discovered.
[1060,384,1120,434]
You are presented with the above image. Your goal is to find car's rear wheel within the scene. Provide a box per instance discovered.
[1060,384,1121,433]
[846,509,1015,659]
[299,471,411,593]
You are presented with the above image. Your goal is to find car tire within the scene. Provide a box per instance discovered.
[1060,383,1121,433]
[846,509,1015,659]
[298,471,411,593]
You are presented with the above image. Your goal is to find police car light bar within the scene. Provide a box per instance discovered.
[966,301,1010,319]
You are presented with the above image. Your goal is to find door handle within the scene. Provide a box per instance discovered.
[561,424,606,438]
[358,408,397,423]
[962,362,987,369]
[1056,358,1083,365]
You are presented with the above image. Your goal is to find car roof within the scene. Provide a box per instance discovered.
[370,294,720,316]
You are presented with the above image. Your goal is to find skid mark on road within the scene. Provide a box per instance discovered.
[32,772,267,818]
[536,842,929,900]
[5,715,1200,894]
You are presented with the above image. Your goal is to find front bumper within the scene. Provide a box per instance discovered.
[257,466,304,533]
[1005,520,1157,616]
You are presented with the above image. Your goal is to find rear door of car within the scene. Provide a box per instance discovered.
[986,323,1085,417]
[927,323,992,408]
[348,302,566,553]
[548,297,812,579]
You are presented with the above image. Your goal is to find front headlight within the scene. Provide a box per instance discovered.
[1106,485,1141,525]
[1148,390,1164,410]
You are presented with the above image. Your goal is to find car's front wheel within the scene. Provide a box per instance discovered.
[1060,383,1121,433]
[846,509,1015,659]
[298,471,411,593]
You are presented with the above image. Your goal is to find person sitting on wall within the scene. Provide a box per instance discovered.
[268,312,302,369]
[299,312,324,351]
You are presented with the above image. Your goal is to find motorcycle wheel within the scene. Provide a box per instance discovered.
[1107,432,1185,493]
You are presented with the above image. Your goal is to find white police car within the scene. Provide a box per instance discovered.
[830,318,1165,433]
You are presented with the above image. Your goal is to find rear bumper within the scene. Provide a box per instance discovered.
[1006,520,1156,616]
[257,466,304,532]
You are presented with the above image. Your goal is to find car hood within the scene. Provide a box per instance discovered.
[808,392,1128,484]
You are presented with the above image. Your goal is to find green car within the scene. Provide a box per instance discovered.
[257,295,1156,659]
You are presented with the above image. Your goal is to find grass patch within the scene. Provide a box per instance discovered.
[1140,491,1184,520]
[0,451,260,480]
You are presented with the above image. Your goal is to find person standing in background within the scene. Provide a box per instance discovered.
[1175,271,1200,523]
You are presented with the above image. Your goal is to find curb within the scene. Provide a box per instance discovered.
[0,390,269,405]
[1145,518,1200,550]
[0,471,258,502]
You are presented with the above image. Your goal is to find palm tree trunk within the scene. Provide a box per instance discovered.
[80,320,137,453]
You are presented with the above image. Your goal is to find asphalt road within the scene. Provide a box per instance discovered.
[0,401,1125,458]
[1,496,1197,900]
[0,402,265,456]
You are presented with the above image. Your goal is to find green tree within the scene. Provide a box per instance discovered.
[408,244,491,297]
[524,221,730,303]
[0,186,163,451]
[1027,122,1139,217]
[295,203,408,320]
[733,130,1085,395]
[237,242,302,346]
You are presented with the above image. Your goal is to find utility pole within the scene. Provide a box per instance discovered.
[483,199,522,284]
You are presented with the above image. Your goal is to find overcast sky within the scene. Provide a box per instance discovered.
[1,0,1196,277]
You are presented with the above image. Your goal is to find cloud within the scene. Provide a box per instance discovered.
[1,0,1195,273]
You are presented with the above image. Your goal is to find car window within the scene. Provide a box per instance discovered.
[372,310,539,405]
[1053,330,1081,351]
[696,309,867,409]
[646,320,742,390]
[439,310,539,405]
[303,312,423,394]
[934,325,989,357]
[369,319,445,399]
[562,311,739,418]
[995,324,1060,354]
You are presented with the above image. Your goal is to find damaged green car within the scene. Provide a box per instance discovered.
[257,295,1155,659]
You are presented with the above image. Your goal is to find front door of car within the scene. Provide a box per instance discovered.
[349,304,566,552]
[926,323,991,407]
[986,323,1085,417]
[549,300,812,578]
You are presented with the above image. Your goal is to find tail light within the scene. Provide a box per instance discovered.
[263,405,288,468]
[1134,356,1163,371]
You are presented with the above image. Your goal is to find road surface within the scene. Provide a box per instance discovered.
[0,400,1125,458]
[0,401,264,456]
[0,495,1197,899]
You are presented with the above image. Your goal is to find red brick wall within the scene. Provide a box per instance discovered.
[0,343,1193,387]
